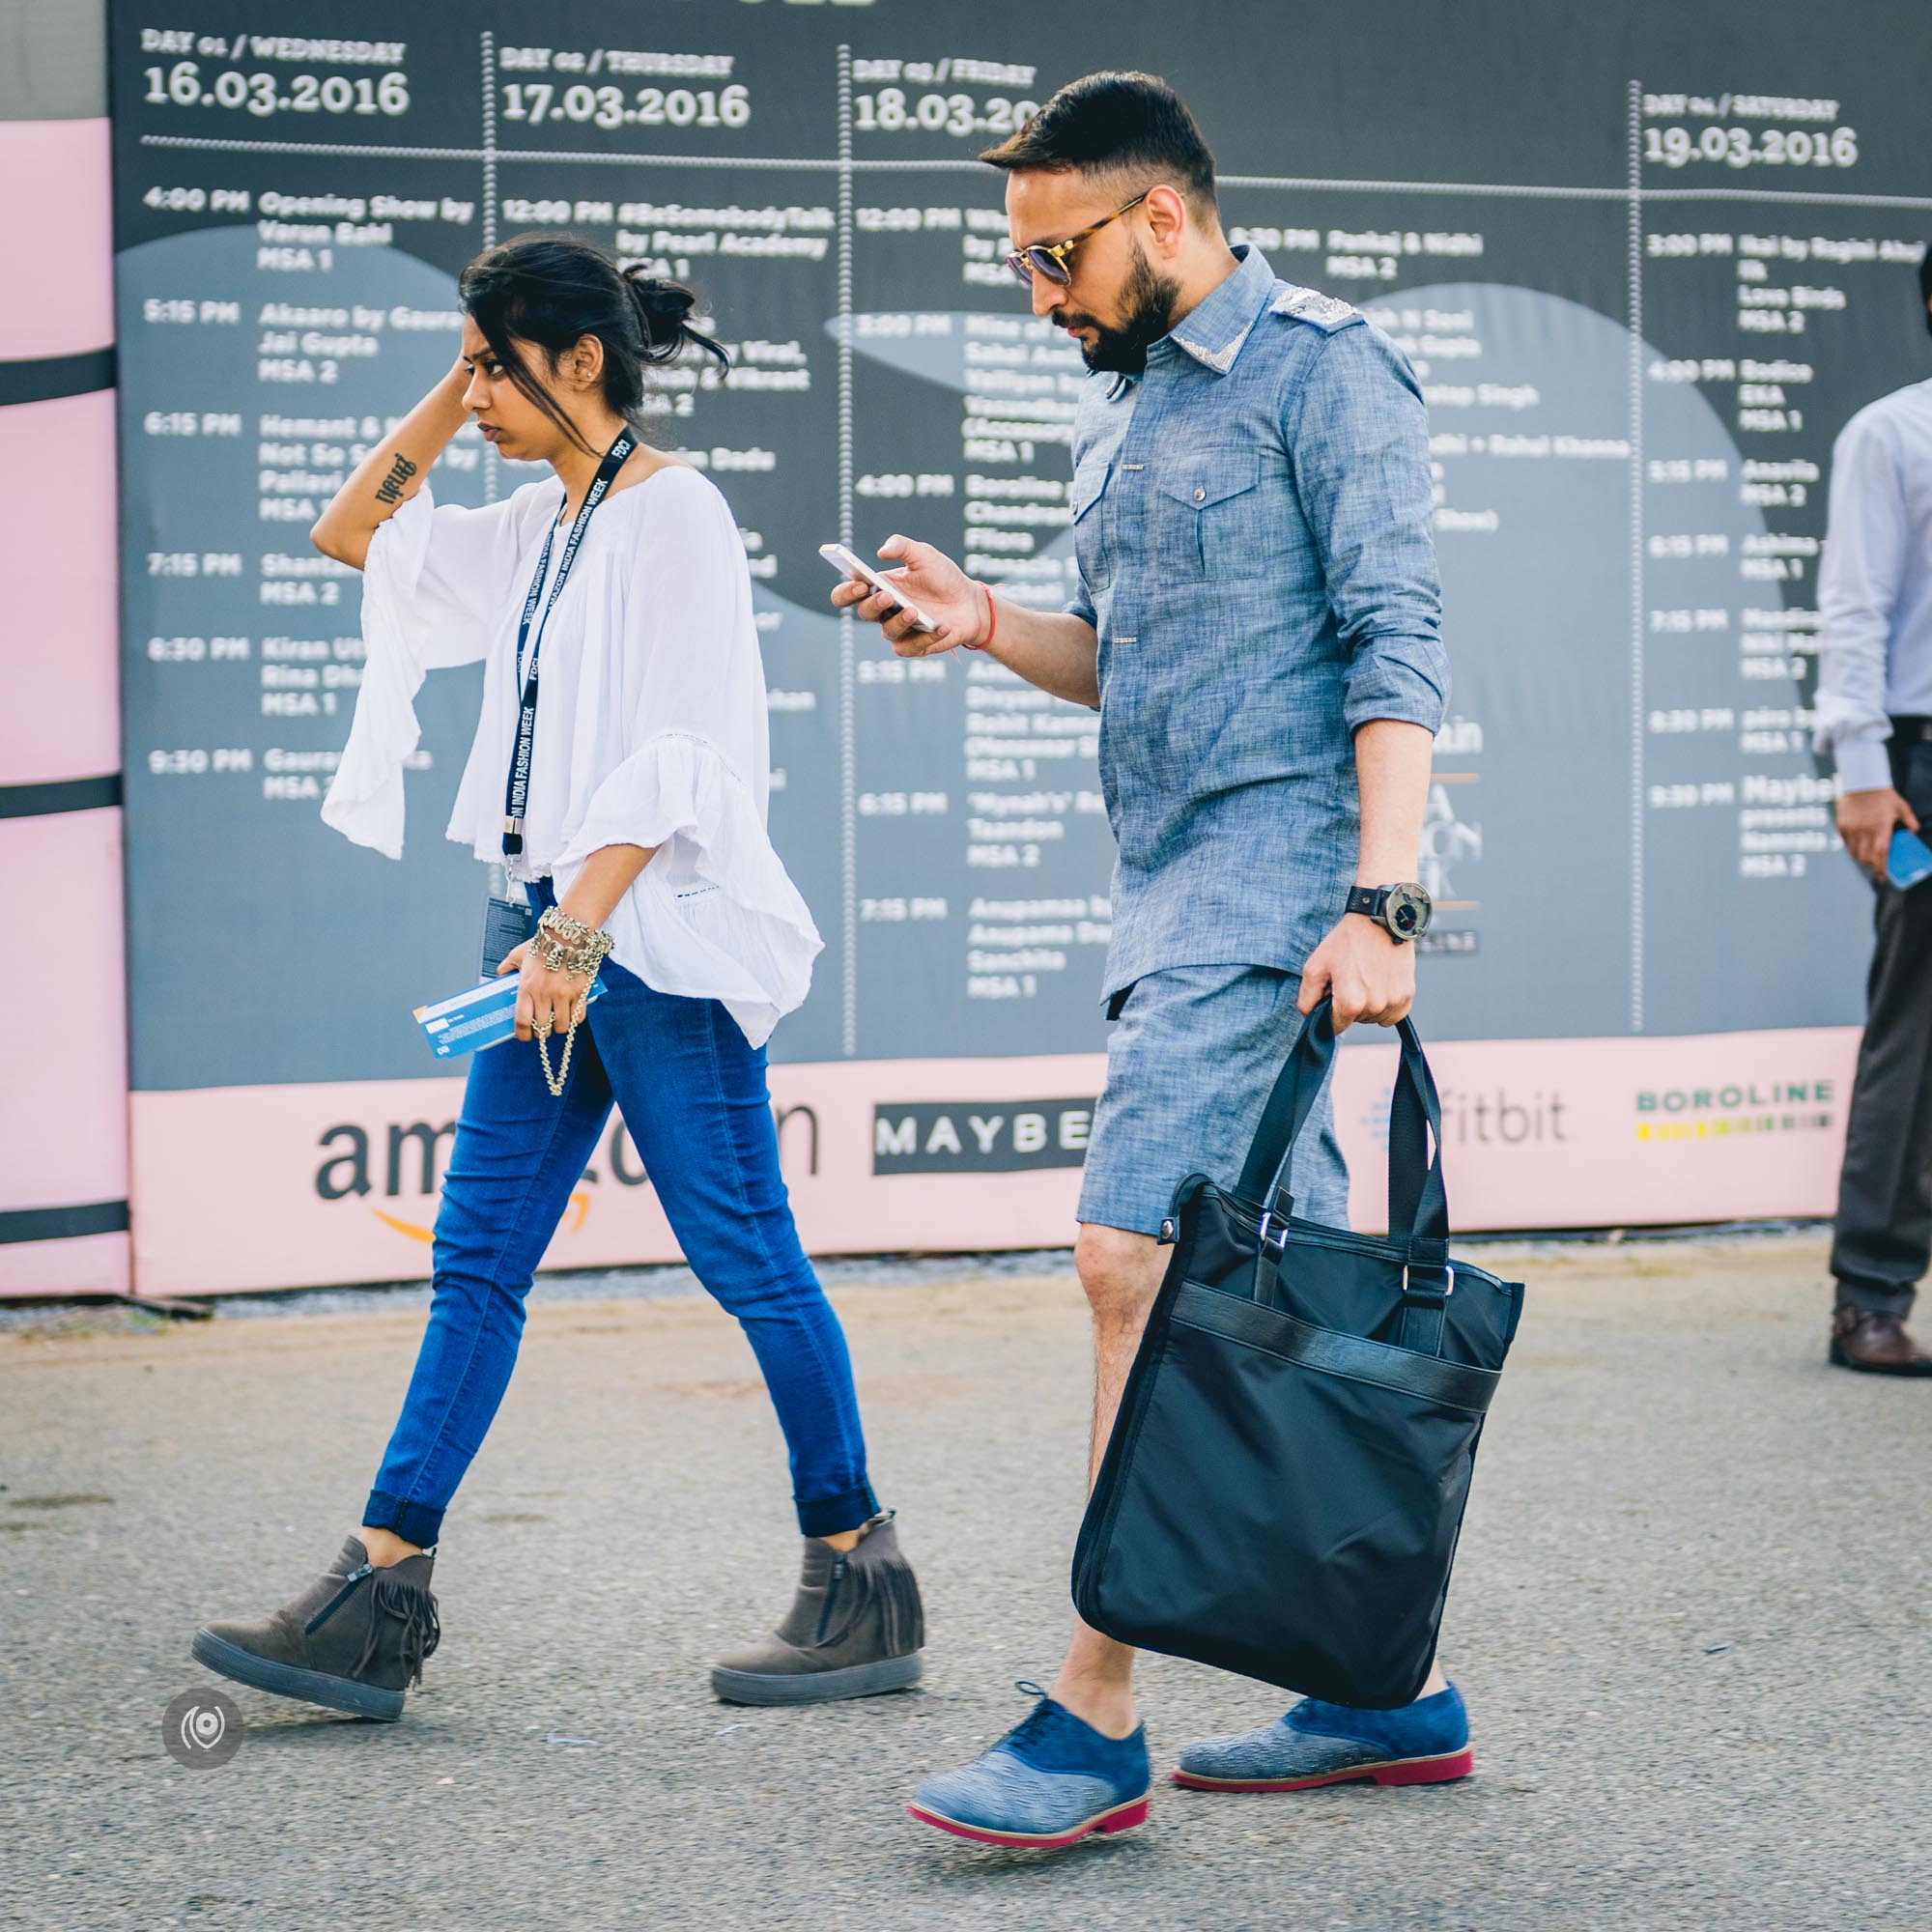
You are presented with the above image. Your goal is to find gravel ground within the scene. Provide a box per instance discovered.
[2,1230,1926,1931]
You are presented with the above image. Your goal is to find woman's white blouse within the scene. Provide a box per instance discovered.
[321,464,822,1048]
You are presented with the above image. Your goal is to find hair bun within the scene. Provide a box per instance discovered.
[616,265,727,370]
[622,268,696,325]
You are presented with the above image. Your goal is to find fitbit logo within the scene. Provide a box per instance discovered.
[873,1099,1094,1175]
[1357,1085,1568,1151]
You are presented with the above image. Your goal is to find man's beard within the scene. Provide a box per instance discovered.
[1053,240,1180,376]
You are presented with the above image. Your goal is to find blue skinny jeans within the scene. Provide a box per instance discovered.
[364,889,877,1546]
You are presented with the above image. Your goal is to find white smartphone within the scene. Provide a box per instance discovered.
[819,542,938,633]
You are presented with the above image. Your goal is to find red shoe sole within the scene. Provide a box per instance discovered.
[906,1794,1151,1848]
[1172,1747,1473,1793]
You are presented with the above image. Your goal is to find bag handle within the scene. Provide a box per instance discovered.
[1236,996,1451,1268]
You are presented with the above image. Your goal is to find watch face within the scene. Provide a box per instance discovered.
[1386,883,1433,938]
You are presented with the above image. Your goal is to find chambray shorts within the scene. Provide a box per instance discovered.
[1076,963,1351,1237]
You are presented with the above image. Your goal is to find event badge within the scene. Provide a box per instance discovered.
[480,892,538,979]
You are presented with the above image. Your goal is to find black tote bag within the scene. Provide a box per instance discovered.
[1071,999,1524,1709]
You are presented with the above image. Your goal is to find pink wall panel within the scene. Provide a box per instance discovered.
[0,391,121,784]
[0,119,114,360]
[0,810,129,1213]
[0,1231,130,1298]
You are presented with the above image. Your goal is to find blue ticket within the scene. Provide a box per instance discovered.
[413,973,608,1059]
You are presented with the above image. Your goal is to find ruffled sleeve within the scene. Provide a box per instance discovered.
[559,729,822,1046]
[321,486,529,858]
[553,467,823,1047]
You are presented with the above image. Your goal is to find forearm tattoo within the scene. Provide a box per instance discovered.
[374,452,418,506]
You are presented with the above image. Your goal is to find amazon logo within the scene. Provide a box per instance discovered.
[315,1105,820,1242]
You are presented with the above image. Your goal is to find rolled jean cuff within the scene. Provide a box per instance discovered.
[795,1479,878,1539]
[363,1488,447,1549]
[1834,1275,1917,1320]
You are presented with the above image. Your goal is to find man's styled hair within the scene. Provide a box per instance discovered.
[980,71,1217,215]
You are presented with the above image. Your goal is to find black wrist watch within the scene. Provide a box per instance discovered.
[1345,882,1434,943]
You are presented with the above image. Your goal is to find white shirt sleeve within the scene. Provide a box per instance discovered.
[322,486,533,859]
[1815,412,1908,794]
[554,468,823,1047]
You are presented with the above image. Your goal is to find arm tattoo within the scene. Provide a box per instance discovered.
[373,452,418,505]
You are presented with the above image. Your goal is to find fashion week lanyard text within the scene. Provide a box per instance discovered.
[501,427,638,858]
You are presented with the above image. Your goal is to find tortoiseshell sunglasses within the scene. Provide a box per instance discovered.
[1003,190,1150,287]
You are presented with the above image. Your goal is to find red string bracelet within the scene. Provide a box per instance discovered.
[965,580,996,650]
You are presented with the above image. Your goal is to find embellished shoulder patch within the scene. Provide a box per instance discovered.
[1267,284,1362,332]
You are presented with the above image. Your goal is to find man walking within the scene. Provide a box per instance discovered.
[1814,246,1932,1377]
[834,72,1462,1845]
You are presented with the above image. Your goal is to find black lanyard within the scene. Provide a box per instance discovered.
[501,427,637,857]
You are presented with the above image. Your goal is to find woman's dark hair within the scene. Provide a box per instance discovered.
[458,233,730,453]
[980,71,1217,216]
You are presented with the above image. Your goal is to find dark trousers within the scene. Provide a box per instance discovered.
[1832,728,1932,1318]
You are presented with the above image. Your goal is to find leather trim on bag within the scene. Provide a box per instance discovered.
[1171,1280,1499,1414]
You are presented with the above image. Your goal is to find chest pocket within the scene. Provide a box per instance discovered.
[1153,452,1262,575]
[1070,460,1114,592]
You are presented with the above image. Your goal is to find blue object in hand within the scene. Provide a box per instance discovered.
[1888,826,1932,890]
[414,974,608,1058]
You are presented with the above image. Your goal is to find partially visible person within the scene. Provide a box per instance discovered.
[1813,242,1932,1377]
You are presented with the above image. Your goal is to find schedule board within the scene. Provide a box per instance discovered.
[108,0,1932,1289]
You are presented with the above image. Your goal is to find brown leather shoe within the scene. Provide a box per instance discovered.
[1830,1310,1932,1377]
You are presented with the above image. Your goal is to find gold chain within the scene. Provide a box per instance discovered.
[527,909,611,1098]
[534,991,588,1098]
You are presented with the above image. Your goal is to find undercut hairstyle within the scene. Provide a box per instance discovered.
[979,71,1217,216]
[459,233,729,454]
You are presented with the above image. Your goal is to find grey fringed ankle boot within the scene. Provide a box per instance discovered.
[191,1534,440,1721]
[711,1511,923,1706]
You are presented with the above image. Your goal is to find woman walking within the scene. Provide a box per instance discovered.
[190,235,922,1719]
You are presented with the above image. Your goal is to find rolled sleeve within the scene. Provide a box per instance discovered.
[1064,568,1097,631]
[1289,325,1448,736]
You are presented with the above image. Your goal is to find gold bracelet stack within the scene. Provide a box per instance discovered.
[534,905,615,977]
[531,907,616,1097]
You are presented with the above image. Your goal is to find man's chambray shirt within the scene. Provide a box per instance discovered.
[1065,244,1447,999]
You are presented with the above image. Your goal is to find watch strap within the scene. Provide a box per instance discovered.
[1346,885,1386,921]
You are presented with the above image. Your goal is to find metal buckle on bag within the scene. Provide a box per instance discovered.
[1402,1262,1455,1298]
[1256,1210,1290,1259]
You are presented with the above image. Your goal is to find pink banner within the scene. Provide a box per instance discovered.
[0,1232,130,1299]
[0,392,121,784]
[120,1027,1860,1298]
[0,121,114,362]
[0,810,129,1213]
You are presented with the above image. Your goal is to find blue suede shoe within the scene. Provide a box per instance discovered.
[909,1681,1151,1847]
[1174,1683,1472,1792]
